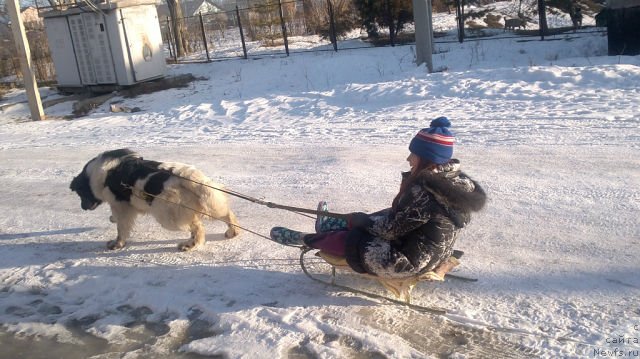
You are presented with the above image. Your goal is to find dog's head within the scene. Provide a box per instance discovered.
[70,149,139,210]
[70,162,102,210]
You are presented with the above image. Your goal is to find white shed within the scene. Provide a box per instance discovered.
[41,0,166,90]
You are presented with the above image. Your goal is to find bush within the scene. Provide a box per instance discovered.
[304,0,360,39]
[484,13,503,28]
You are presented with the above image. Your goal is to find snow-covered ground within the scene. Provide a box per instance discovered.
[1,11,639,359]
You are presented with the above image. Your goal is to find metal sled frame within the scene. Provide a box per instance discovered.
[299,247,475,313]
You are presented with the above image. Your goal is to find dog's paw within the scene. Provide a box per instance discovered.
[178,241,199,251]
[109,215,116,223]
[107,239,126,250]
[225,228,239,239]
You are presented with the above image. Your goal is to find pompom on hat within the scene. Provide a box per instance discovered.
[408,116,455,164]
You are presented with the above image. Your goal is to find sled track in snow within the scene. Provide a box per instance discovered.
[105,248,572,357]
[303,258,562,358]
[353,304,550,358]
[52,244,580,357]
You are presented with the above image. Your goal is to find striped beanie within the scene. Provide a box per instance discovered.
[409,117,454,164]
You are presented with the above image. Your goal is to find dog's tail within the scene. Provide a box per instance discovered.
[165,163,241,238]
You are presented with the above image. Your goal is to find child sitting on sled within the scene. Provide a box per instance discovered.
[270,117,486,280]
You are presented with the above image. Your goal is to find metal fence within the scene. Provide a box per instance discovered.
[158,0,374,63]
[159,0,606,64]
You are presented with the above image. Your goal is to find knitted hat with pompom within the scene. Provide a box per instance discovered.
[408,117,455,164]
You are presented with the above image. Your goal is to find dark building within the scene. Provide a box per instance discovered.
[606,0,640,55]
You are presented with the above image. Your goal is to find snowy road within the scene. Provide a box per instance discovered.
[1,143,638,358]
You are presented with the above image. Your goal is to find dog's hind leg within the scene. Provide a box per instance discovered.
[222,210,240,238]
[179,219,205,251]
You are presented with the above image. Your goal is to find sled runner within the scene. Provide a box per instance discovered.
[300,247,476,306]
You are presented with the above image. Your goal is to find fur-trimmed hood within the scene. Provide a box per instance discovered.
[404,160,487,213]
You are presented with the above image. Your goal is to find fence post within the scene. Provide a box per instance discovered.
[277,0,290,55]
[166,30,174,59]
[537,0,546,40]
[455,0,464,43]
[236,6,248,59]
[167,16,173,61]
[385,0,395,46]
[327,0,337,51]
[167,16,178,62]
[199,12,211,62]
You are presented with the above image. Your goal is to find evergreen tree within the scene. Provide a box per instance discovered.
[354,0,413,39]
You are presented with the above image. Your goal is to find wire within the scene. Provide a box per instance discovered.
[121,182,303,248]
[132,162,348,220]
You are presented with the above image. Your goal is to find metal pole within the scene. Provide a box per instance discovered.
[167,16,178,62]
[385,0,395,46]
[412,0,433,72]
[166,30,174,59]
[427,0,434,55]
[7,0,44,120]
[327,0,338,51]
[199,12,211,62]
[456,0,464,43]
[538,0,546,40]
[278,0,289,56]
[236,6,248,59]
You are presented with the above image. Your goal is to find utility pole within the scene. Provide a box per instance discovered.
[7,0,45,121]
[413,0,434,72]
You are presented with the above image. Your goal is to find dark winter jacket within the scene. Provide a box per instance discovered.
[344,160,486,278]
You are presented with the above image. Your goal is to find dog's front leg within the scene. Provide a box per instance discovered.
[107,205,137,250]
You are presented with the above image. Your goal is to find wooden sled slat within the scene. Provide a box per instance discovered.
[314,251,461,303]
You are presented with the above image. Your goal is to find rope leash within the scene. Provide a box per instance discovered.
[122,183,301,248]
[136,163,349,220]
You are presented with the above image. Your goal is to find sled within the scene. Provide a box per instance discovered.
[300,247,475,306]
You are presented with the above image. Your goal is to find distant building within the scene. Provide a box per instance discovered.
[606,0,640,55]
[156,0,224,19]
[40,0,166,89]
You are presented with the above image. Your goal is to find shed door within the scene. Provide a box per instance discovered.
[68,13,116,85]
[43,17,82,87]
[120,5,166,82]
[68,14,95,85]
[83,12,116,84]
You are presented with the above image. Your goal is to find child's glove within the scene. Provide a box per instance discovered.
[347,212,373,229]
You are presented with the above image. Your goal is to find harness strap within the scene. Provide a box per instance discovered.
[121,183,303,246]
[135,164,349,220]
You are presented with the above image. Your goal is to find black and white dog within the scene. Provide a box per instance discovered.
[70,149,240,251]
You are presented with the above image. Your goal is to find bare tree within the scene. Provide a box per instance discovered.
[167,0,188,57]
